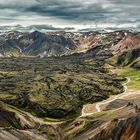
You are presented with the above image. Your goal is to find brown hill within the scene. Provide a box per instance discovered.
[112,33,140,54]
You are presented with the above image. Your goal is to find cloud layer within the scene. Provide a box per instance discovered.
[0,0,140,30]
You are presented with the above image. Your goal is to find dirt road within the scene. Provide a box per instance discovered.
[81,77,140,117]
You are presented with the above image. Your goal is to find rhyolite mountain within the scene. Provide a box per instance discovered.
[0,30,139,57]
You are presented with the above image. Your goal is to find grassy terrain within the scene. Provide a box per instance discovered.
[121,68,140,90]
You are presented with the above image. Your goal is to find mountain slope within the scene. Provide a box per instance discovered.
[112,33,140,54]
[0,31,77,57]
[92,116,140,140]
[116,48,140,66]
[20,31,77,57]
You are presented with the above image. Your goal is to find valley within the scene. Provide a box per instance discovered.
[1,0,140,139]
[0,30,140,140]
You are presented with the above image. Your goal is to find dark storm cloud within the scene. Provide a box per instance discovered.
[0,0,109,21]
[25,3,111,21]
[0,0,140,30]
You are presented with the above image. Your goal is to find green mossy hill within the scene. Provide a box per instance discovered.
[131,57,140,69]
[117,48,140,66]
[109,48,140,68]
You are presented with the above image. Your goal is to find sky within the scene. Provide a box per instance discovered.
[0,0,140,31]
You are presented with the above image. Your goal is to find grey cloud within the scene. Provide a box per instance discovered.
[0,0,140,30]
[25,4,108,20]
[0,24,76,32]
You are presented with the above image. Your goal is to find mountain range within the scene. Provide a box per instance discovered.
[0,30,140,66]
[0,30,139,54]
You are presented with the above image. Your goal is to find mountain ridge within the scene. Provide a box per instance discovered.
[1,30,139,58]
